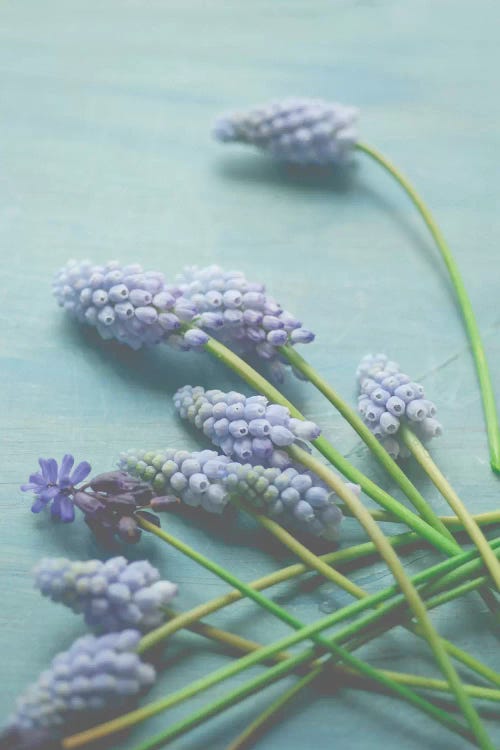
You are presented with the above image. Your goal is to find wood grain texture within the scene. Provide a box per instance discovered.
[1,1,499,747]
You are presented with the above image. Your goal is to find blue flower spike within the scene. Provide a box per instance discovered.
[213,97,359,166]
[6,631,155,745]
[54,260,314,381]
[20,455,91,523]
[174,384,320,464]
[356,354,442,459]
[34,557,177,632]
[119,448,351,541]
[176,265,315,381]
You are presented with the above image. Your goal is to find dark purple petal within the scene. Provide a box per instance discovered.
[105,493,139,512]
[58,496,75,523]
[31,497,50,513]
[149,495,181,511]
[70,461,92,485]
[58,453,75,482]
[73,491,106,514]
[39,458,58,484]
[89,471,137,493]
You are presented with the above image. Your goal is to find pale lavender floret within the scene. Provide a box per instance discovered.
[8,630,155,737]
[118,447,350,541]
[176,265,315,381]
[356,354,442,459]
[173,385,320,464]
[53,260,203,352]
[34,557,177,633]
[213,97,359,166]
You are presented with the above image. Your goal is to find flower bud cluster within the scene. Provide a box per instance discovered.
[119,448,347,540]
[34,557,177,633]
[176,264,314,381]
[174,385,320,464]
[356,354,442,459]
[53,260,208,351]
[73,471,161,547]
[213,97,359,165]
[10,630,155,733]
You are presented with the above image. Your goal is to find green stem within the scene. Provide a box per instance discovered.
[287,444,493,748]
[204,336,458,557]
[64,530,500,750]
[401,424,500,591]
[356,140,500,475]
[232,496,367,600]
[130,651,470,750]
[226,664,324,750]
[339,505,500,531]
[280,344,455,543]
[62,518,464,750]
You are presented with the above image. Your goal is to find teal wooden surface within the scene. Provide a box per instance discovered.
[1,1,500,748]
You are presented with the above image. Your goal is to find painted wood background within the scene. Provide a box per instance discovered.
[1,1,499,748]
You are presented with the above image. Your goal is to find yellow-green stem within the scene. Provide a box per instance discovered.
[356,140,500,475]
[288,444,494,749]
[401,424,500,592]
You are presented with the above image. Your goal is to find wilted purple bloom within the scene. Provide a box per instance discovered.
[20,455,91,523]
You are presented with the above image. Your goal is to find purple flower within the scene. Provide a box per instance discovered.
[213,97,359,166]
[20,455,91,523]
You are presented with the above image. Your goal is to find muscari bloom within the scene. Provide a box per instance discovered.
[54,260,314,382]
[213,97,359,166]
[356,353,442,459]
[34,557,178,633]
[119,448,350,541]
[20,455,91,523]
[176,265,314,382]
[174,384,320,464]
[4,630,155,747]
[22,460,162,546]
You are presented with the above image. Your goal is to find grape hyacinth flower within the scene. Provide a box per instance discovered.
[54,260,314,381]
[213,97,359,166]
[356,354,442,459]
[176,264,315,382]
[119,448,350,541]
[5,630,155,747]
[21,460,162,546]
[34,557,178,633]
[20,455,91,523]
[53,259,207,352]
[174,384,320,464]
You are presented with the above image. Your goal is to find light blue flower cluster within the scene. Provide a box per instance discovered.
[34,557,177,633]
[119,448,348,541]
[176,265,314,381]
[54,260,314,380]
[174,385,320,464]
[356,354,442,459]
[53,260,208,351]
[9,630,155,733]
[213,97,359,165]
